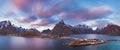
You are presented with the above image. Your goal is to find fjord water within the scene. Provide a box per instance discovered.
[0,34,120,50]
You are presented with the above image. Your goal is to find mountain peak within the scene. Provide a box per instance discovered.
[100,23,120,35]
[104,23,119,28]
[0,21,12,29]
[49,20,73,36]
[57,20,65,25]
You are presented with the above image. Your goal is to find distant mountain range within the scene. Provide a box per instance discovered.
[0,20,120,36]
[49,20,120,36]
[0,21,40,36]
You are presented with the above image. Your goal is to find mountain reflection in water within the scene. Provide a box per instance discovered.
[0,34,120,50]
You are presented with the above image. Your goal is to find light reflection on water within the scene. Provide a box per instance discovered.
[10,37,55,50]
[0,34,120,50]
[70,34,120,40]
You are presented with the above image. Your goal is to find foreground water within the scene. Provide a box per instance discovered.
[0,34,120,50]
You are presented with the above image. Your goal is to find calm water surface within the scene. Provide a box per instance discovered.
[0,34,120,50]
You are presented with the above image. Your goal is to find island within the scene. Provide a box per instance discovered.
[68,39,107,46]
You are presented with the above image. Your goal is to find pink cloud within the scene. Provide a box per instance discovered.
[19,16,37,23]
[33,3,62,18]
[88,6,112,16]
[33,21,50,26]
[11,0,34,11]
[10,0,113,24]
[28,21,50,28]
[60,6,112,21]
[19,17,32,23]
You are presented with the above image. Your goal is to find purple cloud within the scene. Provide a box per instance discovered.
[8,0,113,27]
[18,16,37,23]
[60,6,112,21]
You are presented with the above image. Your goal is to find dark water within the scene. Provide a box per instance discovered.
[0,34,120,50]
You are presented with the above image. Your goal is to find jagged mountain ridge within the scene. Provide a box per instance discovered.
[0,20,120,36]
[49,20,74,36]
[0,21,40,35]
[49,20,120,36]
[49,20,94,36]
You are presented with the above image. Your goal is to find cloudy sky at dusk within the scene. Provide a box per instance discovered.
[0,0,119,31]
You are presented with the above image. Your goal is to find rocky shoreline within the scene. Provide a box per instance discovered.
[68,39,107,46]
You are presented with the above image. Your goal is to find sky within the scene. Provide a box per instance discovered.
[0,0,120,31]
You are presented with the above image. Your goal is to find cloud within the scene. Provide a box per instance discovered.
[9,0,113,27]
[0,0,115,31]
[18,16,37,23]
[88,6,112,16]
[33,2,62,18]
[32,19,56,26]
[33,21,50,26]
[10,0,35,12]
[10,0,113,21]
[82,19,110,28]
[60,6,112,21]
[83,20,98,26]
[28,20,56,29]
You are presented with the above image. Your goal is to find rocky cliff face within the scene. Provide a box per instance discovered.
[100,23,120,35]
[49,20,73,36]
